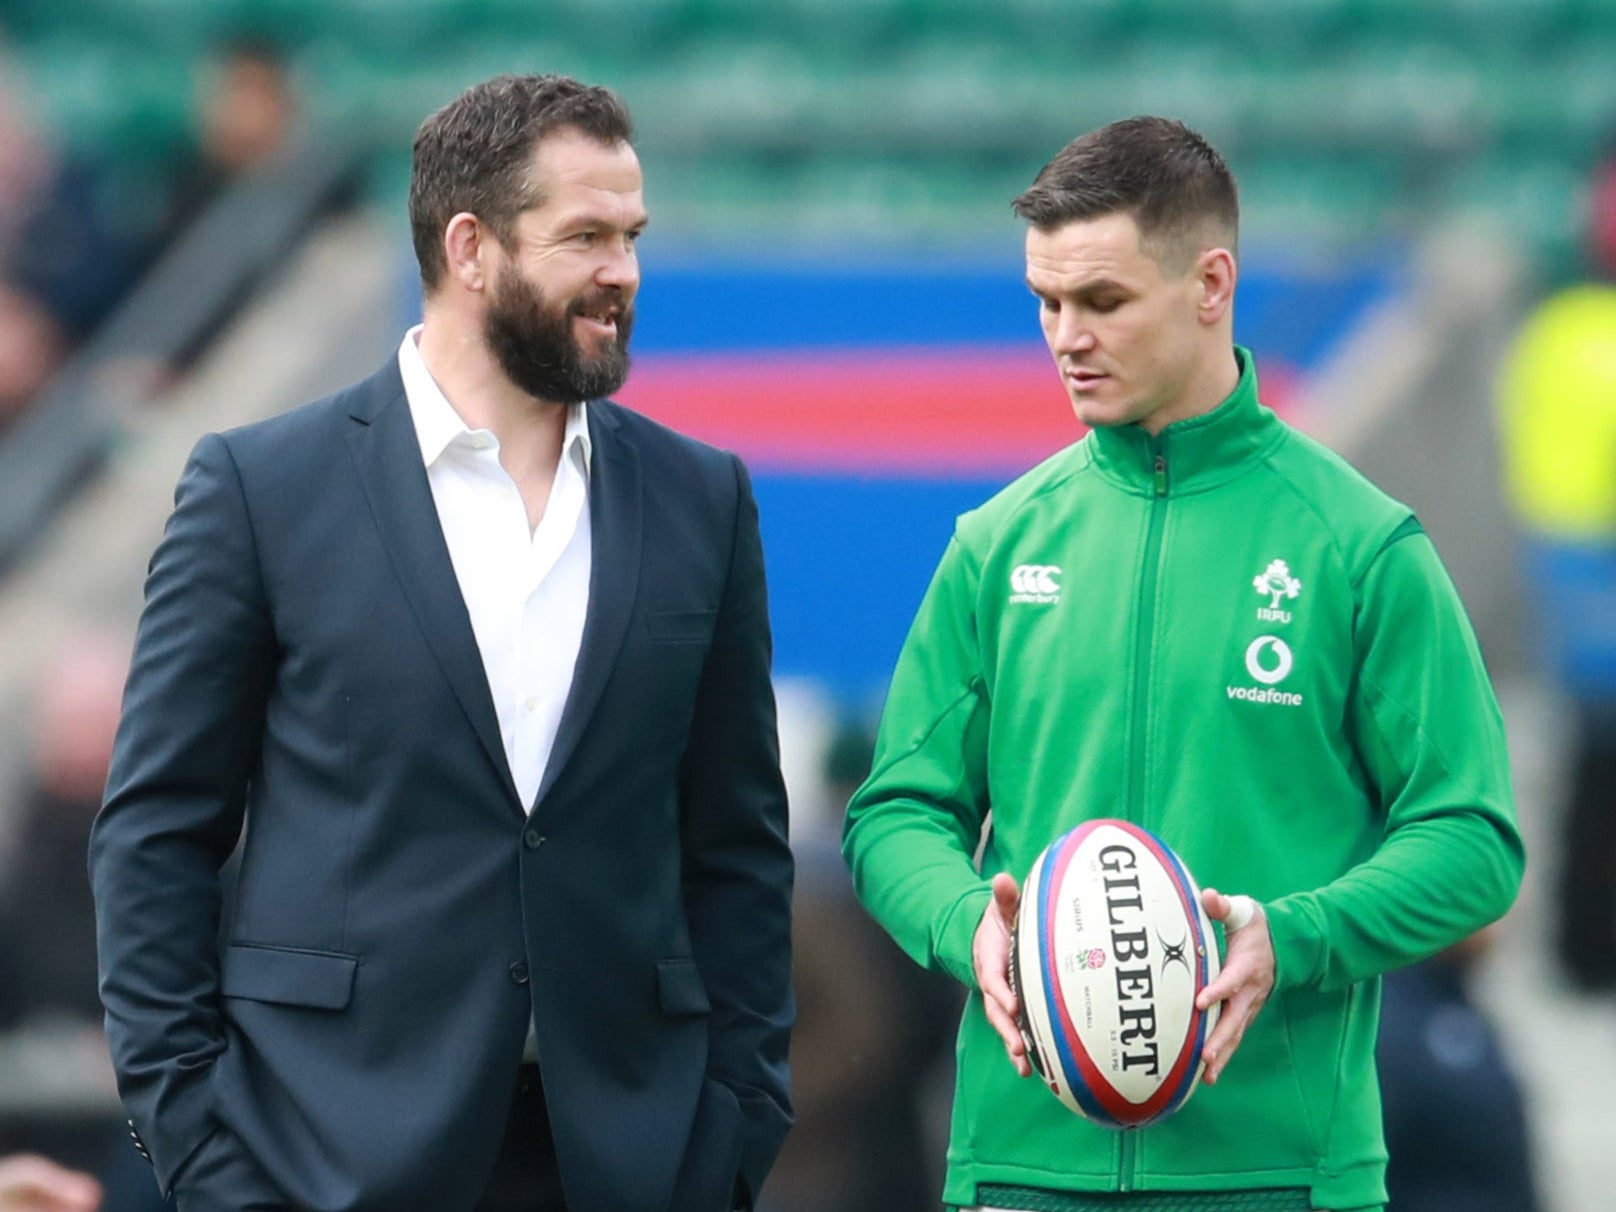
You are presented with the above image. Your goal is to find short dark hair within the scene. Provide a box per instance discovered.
[1013,116,1239,270]
[409,73,633,291]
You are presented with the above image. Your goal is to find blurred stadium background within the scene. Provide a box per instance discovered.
[0,1,1610,1209]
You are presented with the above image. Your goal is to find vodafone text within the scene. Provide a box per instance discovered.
[1226,686,1304,706]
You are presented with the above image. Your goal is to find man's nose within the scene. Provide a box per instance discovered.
[596,238,639,293]
[1051,310,1096,355]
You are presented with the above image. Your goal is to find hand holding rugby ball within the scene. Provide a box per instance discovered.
[1008,819,1221,1128]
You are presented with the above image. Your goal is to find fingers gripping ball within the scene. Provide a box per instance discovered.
[1008,819,1221,1127]
[1223,894,1257,932]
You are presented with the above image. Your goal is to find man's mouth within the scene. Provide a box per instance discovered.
[574,300,621,338]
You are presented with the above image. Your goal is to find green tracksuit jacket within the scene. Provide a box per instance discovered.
[842,350,1524,1210]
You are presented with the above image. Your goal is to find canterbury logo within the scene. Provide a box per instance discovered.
[1010,564,1061,595]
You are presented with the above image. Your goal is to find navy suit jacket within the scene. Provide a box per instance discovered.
[89,360,794,1212]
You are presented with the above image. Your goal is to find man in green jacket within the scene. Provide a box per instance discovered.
[841,117,1524,1212]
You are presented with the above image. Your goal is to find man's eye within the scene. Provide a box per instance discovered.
[1038,296,1059,314]
[1091,297,1123,314]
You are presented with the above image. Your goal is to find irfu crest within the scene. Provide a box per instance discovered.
[1252,559,1301,623]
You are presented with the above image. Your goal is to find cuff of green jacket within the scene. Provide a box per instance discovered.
[1263,894,1326,993]
[936,883,994,987]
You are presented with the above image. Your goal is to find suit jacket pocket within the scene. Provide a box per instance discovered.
[643,609,717,644]
[220,943,358,1011]
[656,958,712,1016]
[170,1121,291,1211]
[672,1077,746,1212]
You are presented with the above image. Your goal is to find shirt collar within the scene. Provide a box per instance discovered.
[397,325,593,477]
[1085,346,1283,496]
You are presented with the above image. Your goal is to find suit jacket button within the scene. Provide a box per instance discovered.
[510,962,530,985]
[523,830,545,850]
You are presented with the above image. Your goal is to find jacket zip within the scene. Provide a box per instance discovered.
[1121,436,1169,1190]
[1127,438,1169,828]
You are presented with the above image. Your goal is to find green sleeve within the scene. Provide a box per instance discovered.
[1265,527,1526,993]
[842,534,994,988]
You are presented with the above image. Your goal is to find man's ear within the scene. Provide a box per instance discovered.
[443,212,488,293]
[1196,247,1237,326]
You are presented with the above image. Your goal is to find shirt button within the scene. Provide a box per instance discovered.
[509,962,530,985]
[524,830,546,850]
[523,696,538,712]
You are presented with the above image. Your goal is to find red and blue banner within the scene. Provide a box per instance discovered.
[615,255,1395,693]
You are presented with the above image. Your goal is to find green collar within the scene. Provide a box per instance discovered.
[1085,347,1285,497]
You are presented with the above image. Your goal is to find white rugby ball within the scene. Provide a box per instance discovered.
[1009,818,1220,1127]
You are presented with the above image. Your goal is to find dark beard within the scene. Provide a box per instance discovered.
[483,268,634,405]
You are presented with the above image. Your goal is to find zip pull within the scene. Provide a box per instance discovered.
[1153,453,1168,497]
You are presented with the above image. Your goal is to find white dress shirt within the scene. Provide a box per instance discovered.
[397,325,592,813]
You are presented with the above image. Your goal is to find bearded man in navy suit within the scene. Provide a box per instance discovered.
[89,73,794,1212]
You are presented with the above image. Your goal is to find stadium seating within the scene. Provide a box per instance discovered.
[6,0,1613,270]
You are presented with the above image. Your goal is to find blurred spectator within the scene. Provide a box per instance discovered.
[0,632,169,1211]
[0,282,65,428]
[0,1153,101,1211]
[0,36,299,429]
[1497,140,1616,992]
[0,52,70,427]
[1376,930,1541,1212]
[764,717,960,1212]
[0,631,128,1032]
[0,60,50,246]
[154,37,299,255]
[2,155,162,383]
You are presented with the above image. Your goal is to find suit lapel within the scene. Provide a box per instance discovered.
[343,364,521,811]
[535,403,642,808]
